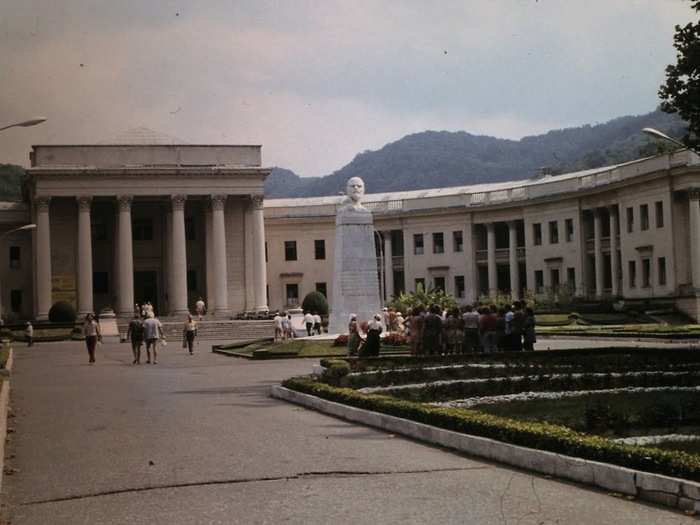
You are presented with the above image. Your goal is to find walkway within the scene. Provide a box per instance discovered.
[2,340,695,524]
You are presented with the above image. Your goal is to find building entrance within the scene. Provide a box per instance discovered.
[134,271,159,315]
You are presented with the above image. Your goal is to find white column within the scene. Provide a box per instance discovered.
[76,196,93,315]
[251,195,268,311]
[464,220,476,303]
[116,195,134,316]
[486,222,497,298]
[170,195,189,315]
[508,221,520,301]
[35,197,52,320]
[204,203,215,312]
[593,208,604,299]
[211,195,229,315]
[690,190,700,290]
[609,206,620,297]
[384,231,394,300]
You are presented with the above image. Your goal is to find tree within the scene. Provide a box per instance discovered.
[301,291,329,316]
[659,2,700,149]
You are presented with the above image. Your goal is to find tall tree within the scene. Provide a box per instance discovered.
[659,1,700,149]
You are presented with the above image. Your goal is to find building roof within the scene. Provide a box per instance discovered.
[97,126,187,145]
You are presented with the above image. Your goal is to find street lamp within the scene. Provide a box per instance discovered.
[0,224,37,319]
[642,127,700,156]
[0,117,46,133]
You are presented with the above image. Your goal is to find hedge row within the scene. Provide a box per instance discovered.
[283,376,700,481]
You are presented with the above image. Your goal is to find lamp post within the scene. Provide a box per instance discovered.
[0,117,46,133]
[642,127,700,156]
[0,224,36,320]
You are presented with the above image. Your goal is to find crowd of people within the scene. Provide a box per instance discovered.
[346,301,536,357]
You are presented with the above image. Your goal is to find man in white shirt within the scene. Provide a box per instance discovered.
[304,311,314,336]
[312,312,322,335]
[273,313,283,342]
[143,314,164,364]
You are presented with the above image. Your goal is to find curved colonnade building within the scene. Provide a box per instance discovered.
[0,136,699,321]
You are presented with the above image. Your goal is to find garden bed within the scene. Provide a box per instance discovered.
[214,339,410,359]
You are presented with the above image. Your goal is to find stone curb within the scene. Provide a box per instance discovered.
[271,384,700,513]
[0,348,14,494]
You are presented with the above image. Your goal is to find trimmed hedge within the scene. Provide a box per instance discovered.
[283,376,700,481]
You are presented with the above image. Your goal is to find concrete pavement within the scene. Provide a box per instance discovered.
[2,340,696,524]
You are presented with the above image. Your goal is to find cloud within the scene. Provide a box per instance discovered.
[0,0,696,177]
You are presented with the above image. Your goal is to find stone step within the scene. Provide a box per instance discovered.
[116,320,274,341]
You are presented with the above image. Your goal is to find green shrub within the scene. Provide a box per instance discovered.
[48,301,77,323]
[301,291,329,316]
[322,360,351,384]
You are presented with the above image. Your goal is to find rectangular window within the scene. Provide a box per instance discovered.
[454,275,465,298]
[284,241,297,261]
[315,282,327,298]
[10,290,22,313]
[626,207,634,233]
[285,283,299,306]
[549,221,559,244]
[413,234,424,255]
[550,268,560,291]
[640,204,649,231]
[628,260,636,288]
[565,219,574,242]
[658,257,667,286]
[453,231,463,252]
[642,258,651,287]
[185,217,196,241]
[93,272,109,294]
[567,267,576,291]
[433,276,445,292]
[9,246,20,269]
[655,201,664,228]
[187,270,197,291]
[534,270,544,293]
[533,223,542,246]
[414,278,425,292]
[133,219,153,241]
[314,239,326,260]
[432,232,444,254]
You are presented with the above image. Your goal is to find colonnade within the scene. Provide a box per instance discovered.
[33,194,268,320]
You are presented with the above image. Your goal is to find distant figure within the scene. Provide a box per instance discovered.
[409,306,425,355]
[304,311,314,336]
[312,312,322,335]
[25,321,34,347]
[126,313,144,364]
[286,313,295,340]
[395,311,405,334]
[362,314,383,357]
[195,298,206,320]
[143,313,164,364]
[83,313,101,364]
[445,308,463,355]
[381,307,390,332]
[273,312,284,342]
[422,305,443,355]
[462,304,480,353]
[523,307,536,351]
[511,301,525,352]
[347,314,361,356]
[183,314,197,355]
[281,313,290,342]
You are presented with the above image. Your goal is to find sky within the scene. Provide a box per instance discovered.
[0,1,697,177]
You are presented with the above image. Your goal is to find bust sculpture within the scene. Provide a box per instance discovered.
[337,176,372,225]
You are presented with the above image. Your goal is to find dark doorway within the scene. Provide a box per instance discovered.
[134,271,159,314]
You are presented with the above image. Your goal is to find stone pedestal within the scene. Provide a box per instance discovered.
[328,205,381,334]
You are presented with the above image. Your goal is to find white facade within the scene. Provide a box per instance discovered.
[264,151,700,321]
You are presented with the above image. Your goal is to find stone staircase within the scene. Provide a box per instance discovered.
[117,318,274,342]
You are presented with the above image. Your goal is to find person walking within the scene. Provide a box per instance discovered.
[362,314,383,357]
[523,307,537,351]
[347,314,361,356]
[195,297,206,320]
[312,312,322,335]
[286,313,295,340]
[304,311,314,336]
[25,321,34,347]
[83,313,101,364]
[143,313,164,364]
[183,314,197,355]
[126,313,144,364]
[273,312,284,342]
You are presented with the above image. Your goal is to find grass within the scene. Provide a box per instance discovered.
[537,323,700,336]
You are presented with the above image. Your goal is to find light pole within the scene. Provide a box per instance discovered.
[642,127,700,156]
[0,224,36,320]
[0,117,46,133]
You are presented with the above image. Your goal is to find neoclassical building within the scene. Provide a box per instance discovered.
[1,137,700,321]
[0,130,269,320]
[264,150,700,321]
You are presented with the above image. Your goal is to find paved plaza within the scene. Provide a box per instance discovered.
[1,340,696,524]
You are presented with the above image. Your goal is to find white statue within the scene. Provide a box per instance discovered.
[328,177,381,334]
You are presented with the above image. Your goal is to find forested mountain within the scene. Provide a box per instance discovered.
[264,109,687,198]
[0,164,26,201]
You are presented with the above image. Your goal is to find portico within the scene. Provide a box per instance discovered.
[28,139,271,320]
